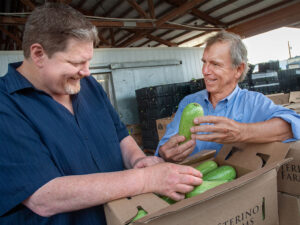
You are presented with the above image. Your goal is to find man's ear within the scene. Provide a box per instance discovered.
[30,43,47,68]
[235,63,245,80]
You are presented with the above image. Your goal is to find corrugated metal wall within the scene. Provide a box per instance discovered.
[0,47,204,124]
[90,47,203,82]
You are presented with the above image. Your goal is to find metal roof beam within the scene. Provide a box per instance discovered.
[147,0,155,19]
[103,0,123,17]
[228,0,294,27]
[117,0,206,47]
[146,34,178,46]
[165,0,225,27]
[127,0,150,18]
[227,1,300,38]
[0,26,22,48]
[20,0,35,11]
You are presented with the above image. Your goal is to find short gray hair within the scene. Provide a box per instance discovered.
[22,3,99,58]
[205,30,249,81]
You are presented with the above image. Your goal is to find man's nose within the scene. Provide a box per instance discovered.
[79,62,90,77]
[202,63,209,75]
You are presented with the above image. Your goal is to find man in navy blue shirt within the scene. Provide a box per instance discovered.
[157,31,300,162]
[0,3,202,225]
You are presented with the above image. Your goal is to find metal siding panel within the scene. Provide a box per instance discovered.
[0,51,24,76]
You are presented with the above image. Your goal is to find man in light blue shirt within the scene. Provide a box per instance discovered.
[156,31,300,162]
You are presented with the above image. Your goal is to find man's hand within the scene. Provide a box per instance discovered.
[191,116,245,143]
[133,156,164,169]
[142,163,202,201]
[159,134,196,162]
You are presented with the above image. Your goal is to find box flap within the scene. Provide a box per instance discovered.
[105,193,169,225]
[136,157,292,224]
[215,142,291,171]
[289,91,300,103]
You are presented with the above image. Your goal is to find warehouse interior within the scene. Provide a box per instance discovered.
[1,1,300,224]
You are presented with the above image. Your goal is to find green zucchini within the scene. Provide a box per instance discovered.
[203,165,236,181]
[195,160,218,176]
[131,209,147,222]
[160,195,176,205]
[185,180,229,198]
[178,103,204,144]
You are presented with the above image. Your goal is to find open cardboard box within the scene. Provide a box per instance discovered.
[277,141,300,195]
[266,91,300,114]
[278,192,300,225]
[104,142,292,225]
[266,93,290,105]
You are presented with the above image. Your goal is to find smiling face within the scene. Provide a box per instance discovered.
[202,41,243,102]
[39,38,93,98]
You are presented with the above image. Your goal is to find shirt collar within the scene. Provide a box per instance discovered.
[5,62,35,94]
[203,85,240,104]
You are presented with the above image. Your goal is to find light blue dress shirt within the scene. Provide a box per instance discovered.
[155,85,300,156]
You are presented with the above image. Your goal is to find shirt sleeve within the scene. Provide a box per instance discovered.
[248,92,300,141]
[0,99,62,216]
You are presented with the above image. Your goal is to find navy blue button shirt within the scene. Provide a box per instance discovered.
[0,62,128,225]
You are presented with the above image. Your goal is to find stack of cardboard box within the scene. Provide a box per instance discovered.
[268,91,300,224]
[267,91,300,114]
[277,141,300,225]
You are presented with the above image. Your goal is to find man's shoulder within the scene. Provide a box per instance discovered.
[238,88,267,99]
[236,88,271,105]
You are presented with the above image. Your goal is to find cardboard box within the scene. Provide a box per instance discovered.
[156,116,173,141]
[266,92,300,114]
[267,93,290,105]
[104,142,292,225]
[289,91,300,104]
[277,141,300,195]
[127,124,143,147]
[266,91,300,105]
[278,192,300,225]
[286,92,300,114]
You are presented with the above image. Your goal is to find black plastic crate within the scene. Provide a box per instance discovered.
[252,83,281,95]
[138,106,173,121]
[174,82,191,96]
[140,119,157,130]
[189,78,206,94]
[141,128,159,139]
[258,61,280,73]
[142,138,158,150]
[137,95,174,110]
[239,82,250,90]
[135,84,176,101]
[278,69,300,93]
[251,72,279,86]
